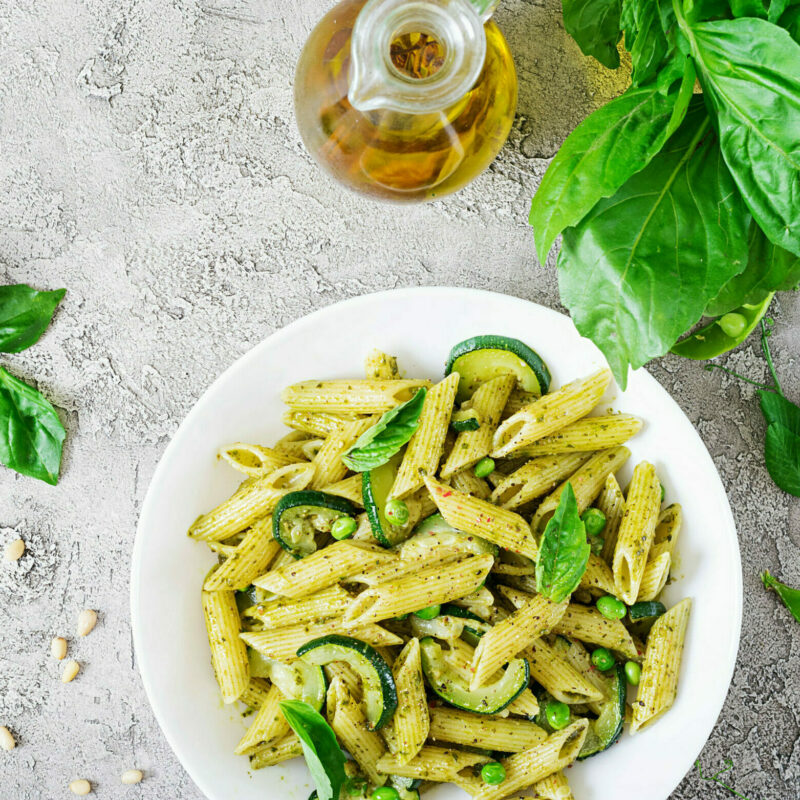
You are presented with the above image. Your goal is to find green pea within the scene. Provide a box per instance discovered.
[581,507,607,536]
[414,604,441,620]
[545,700,571,730]
[480,762,506,785]
[371,788,400,800]
[345,776,368,796]
[625,661,642,686]
[474,457,495,478]
[597,595,627,620]
[660,482,665,503]
[385,498,409,526]
[718,312,747,338]
[331,515,357,540]
[591,647,615,671]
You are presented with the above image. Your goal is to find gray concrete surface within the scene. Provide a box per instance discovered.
[0,0,798,797]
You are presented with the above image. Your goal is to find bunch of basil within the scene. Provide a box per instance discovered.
[530,0,800,389]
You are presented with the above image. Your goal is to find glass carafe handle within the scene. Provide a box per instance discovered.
[468,0,500,21]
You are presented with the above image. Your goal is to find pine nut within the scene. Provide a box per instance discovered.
[77,609,98,637]
[69,779,91,795]
[0,726,15,751]
[3,538,24,562]
[51,637,67,660]
[121,769,143,784]
[61,660,80,683]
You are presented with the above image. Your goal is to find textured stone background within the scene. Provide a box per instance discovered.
[0,0,798,797]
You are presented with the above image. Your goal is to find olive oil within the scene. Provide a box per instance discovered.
[294,0,517,202]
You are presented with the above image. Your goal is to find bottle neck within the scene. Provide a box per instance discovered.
[348,0,488,114]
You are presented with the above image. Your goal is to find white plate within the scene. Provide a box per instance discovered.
[131,287,742,800]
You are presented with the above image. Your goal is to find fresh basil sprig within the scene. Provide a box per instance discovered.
[279,700,346,800]
[0,284,67,485]
[341,388,426,472]
[535,482,590,603]
[532,1,800,388]
[762,570,800,624]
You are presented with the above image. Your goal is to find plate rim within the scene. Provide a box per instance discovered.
[131,285,743,800]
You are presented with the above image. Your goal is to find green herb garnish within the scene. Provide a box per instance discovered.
[762,570,800,624]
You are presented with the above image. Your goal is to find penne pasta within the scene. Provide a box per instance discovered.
[376,746,490,782]
[245,585,354,627]
[653,502,683,557]
[429,707,547,751]
[492,369,612,458]
[189,463,314,542]
[248,733,302,769]
[613,461,662,604]
[204,517,281,591]
[282,410,354,437]
[441,374,515,478]
[530,447,631,534]
[323,473,365,506]
[425,476,538,560]
[631,599,692,732]
[392,373,460,499]
[282,379,430,413]
[201,590,249,704]
[311,416,376,489]
[388,639,429,764]
[344,554,494,627]
[524,638,605,704]
[515,414,642,456]
[534,770,575,800]
[217,443,295,477]
[240,677,272,710]
[636,551,672,602]
[578,553,617,596]
[235,683,289,755]
[450,468,492,499]
[597,472,626,564]
[491,452,594,510]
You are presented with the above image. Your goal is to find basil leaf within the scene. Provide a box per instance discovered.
[759,391,800,437]
[530,62,695,265]
[562,0,623,69]
[768,0,790,22]
[280,700,346,800]
[684,0,732,22]
[762,570,800,623]
[707,222,800,315]
[0,285,66,353]
[764,423,800,496]
[682,17,800,257]
[625,0,671,85]
[559,98,749,387]
[729,0,767,16]
[0,367,66,485]
[536,482,590,603]
[341,388,426,472]
[779,5,800,41]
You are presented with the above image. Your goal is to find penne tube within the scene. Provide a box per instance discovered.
[376,746,490,782]
[530,447,630,534]
[578,553,617,596]
[428,707,547,751]
[364,349,400,381]
[534,770,575,800]
[282,410,355,437]
[471,593,568,689]
[201,590,249,704]
[323,473,365,506]
[441,374,515,478]
[450,468,492,500]
[344,554,493,627]
[242,621,401,661]
[613,461,661,604]
[240,677,272,710]
[524,638,605,704]
[203,517,281,591]
[515,414,642,456]
[631,599,692,732]
[492,369,612,458]
[502,388,538,419]
[472,720,589,800]
[248,733,302,769]
[311,416,376,489]
[282,379,430,413]
[327,678,387,784]
[636,551,672,602]
[425,476,538,560]
[245,585,354,627]
[254,540,395,598]
[653,503,683,556]
[389,639,429,764]
[189,463,314,542]
[392,373,460,499]
[491,453,594,510]
[217,443,295,477]
[235,683,289,755]
[597,472,626,564]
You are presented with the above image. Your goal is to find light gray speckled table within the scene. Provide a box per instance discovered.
[0,0,798,798]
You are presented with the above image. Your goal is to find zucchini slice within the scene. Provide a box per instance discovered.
[445,335,551,403]
[402,514,498,559]
[273,490,358,558]
[440,603,491,647]
[297,635,397,729]
[247,649,326,711]
[419,637,529,714]
[628,600,666,622]
[363,452,410,547]
[578,663,625,759]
